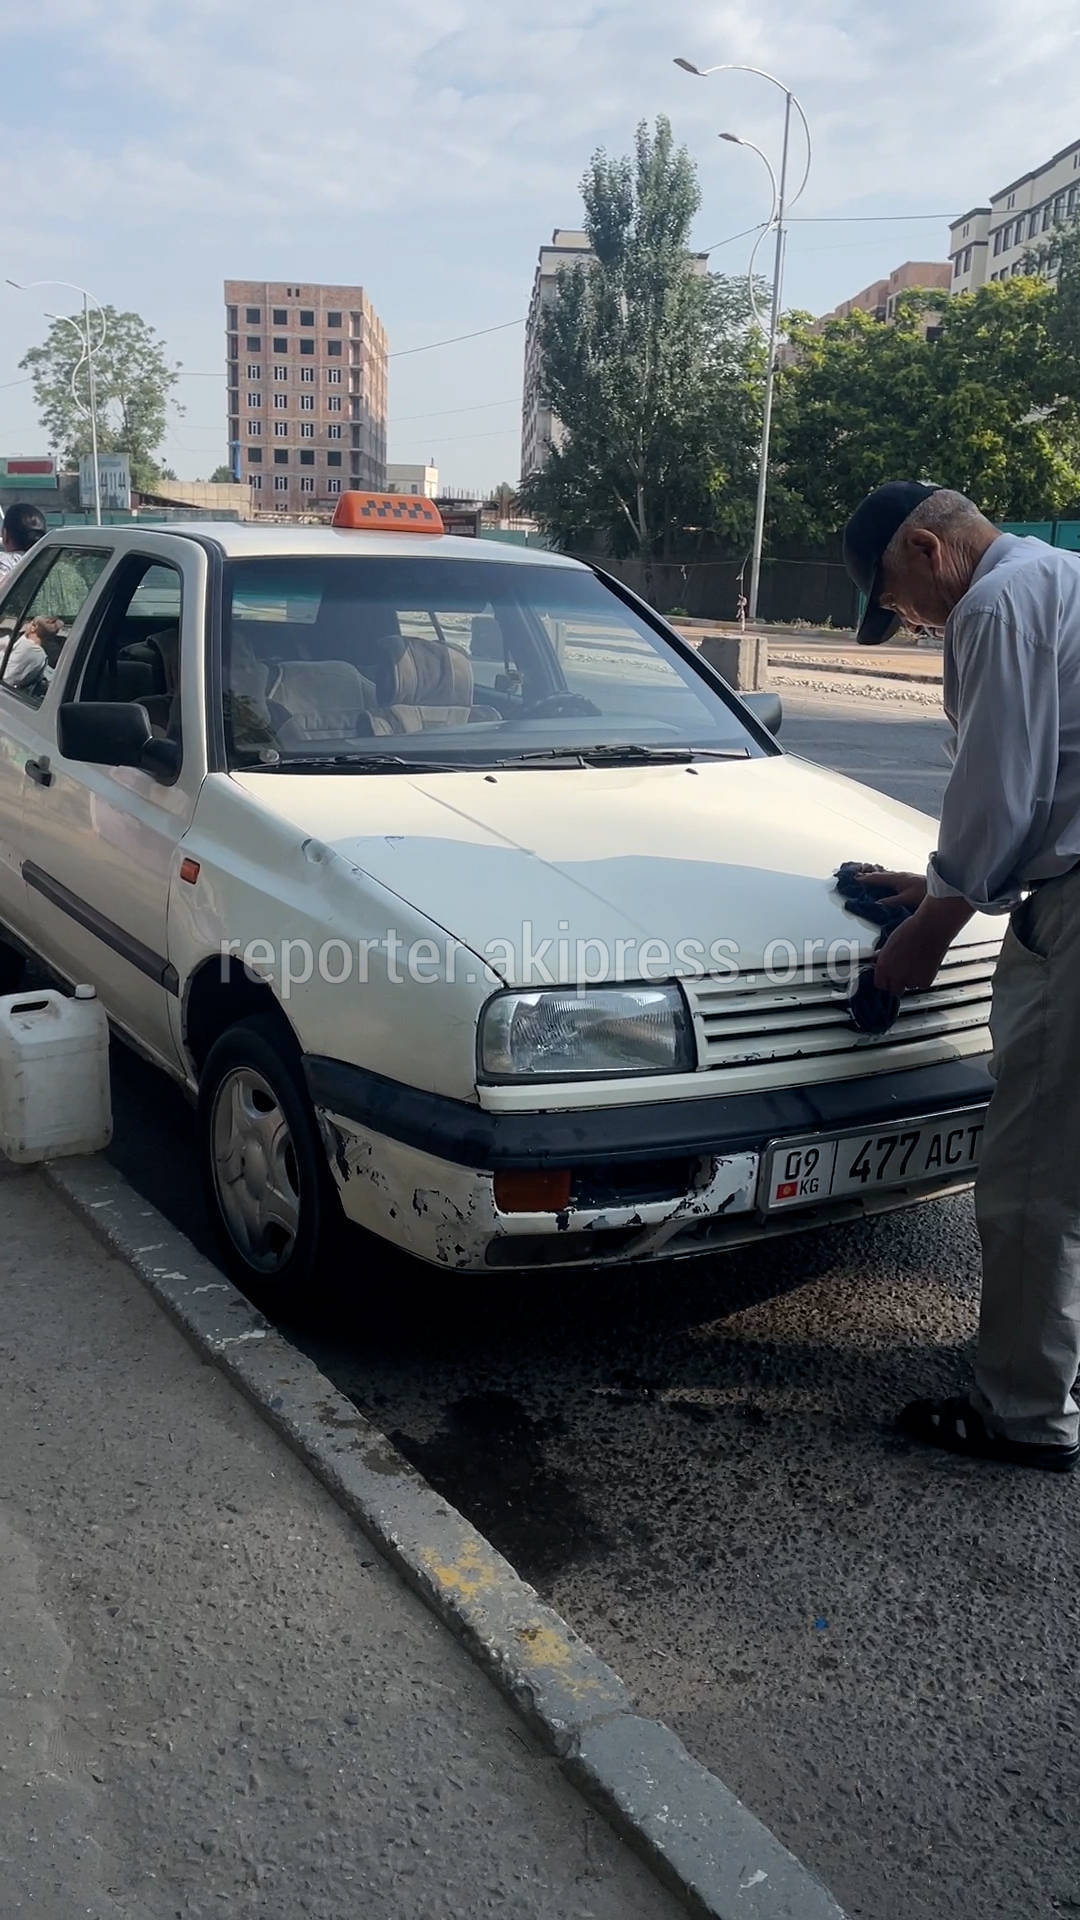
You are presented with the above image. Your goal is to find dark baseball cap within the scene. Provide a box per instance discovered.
[842,480,943,644]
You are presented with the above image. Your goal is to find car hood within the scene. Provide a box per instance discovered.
[232,756,999,984]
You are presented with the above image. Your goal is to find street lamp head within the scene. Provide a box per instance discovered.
[719,131,744,144]
[674,57,704,75]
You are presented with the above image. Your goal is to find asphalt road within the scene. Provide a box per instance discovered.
[776,677,951,818]
[105,685,1080,1920]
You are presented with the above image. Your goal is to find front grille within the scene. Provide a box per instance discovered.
[684,940,999,1074]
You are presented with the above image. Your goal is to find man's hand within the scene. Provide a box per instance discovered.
[874,896,974,994]
[854,869,928,911]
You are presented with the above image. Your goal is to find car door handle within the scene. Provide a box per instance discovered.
[25,755,53,788]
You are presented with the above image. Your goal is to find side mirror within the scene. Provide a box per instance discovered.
[741,690,782,737]
[57,701,177,778]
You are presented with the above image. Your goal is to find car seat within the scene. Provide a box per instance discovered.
[120,624,181,740]
[222,631,277,751]
[366,632,500,734]
[268,659,377,750]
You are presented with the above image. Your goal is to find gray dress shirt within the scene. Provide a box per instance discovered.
[927,533,1080,912]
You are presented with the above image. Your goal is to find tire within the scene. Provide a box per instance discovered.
[198,1014,341,1304]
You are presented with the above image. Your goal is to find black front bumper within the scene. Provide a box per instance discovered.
[304,1054,994,1172]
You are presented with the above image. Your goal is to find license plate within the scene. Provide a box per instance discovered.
[761,1107,987,1212]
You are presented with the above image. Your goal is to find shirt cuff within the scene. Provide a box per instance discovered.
[926,854,1017,914]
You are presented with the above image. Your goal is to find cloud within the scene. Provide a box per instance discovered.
[1,0,1077,488]
[8,0,1079,237]
[672,0,1079,218]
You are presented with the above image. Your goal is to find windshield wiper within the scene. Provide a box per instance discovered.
[503,743,751,767]
[247,753,464,774]
[585,743,750,763]
[242,743,752,774]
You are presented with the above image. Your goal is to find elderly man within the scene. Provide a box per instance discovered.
[842,481,1080,1471]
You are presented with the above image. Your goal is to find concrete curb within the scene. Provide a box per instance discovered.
[44,1154,845,1920]
[769,653,942,688]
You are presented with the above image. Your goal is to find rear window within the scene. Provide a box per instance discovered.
[220,555,763,768]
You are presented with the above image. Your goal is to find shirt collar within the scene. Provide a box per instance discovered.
[944,534,1025,650]
[969,531,1024,588]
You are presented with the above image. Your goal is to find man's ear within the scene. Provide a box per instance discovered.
[908,527,940,565]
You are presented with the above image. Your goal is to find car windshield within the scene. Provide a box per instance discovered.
[220,554,766,770]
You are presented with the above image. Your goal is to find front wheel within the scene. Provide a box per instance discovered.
[198,1015,340,1303]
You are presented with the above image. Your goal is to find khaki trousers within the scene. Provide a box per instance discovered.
[972,869,1080,1447]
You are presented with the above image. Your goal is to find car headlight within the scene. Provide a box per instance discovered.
[479,984,694,1081]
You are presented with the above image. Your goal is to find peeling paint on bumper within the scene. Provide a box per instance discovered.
[316,1106,760,1272]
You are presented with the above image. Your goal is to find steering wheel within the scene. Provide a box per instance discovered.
[518,691,602,721]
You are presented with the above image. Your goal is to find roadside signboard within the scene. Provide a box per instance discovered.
[0,455,57,490]
[80,453,131,512]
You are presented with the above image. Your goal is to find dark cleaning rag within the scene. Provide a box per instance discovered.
[833,861,914,1034]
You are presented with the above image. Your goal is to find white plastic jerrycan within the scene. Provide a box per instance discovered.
[0,984,112,1163]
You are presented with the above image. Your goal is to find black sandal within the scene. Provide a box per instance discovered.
[897,1396,1080,1472]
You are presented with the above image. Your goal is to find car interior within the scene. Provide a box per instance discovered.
[224,595,543,755]
[82,604,183,744]
[48,555,758,766]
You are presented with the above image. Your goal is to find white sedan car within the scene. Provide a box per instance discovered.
[0,496,998,1297]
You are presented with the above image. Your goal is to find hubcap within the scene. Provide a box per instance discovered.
[211,1066,301,1276]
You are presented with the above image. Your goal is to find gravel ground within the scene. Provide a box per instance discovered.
[772,667,943,709]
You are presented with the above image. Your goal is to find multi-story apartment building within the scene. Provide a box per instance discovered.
[948,209,992,296]
[521,231,595,481]
[949,137,1080,294]
[821,259,952,327]
[225,281,388,515]
[386,462,439,497]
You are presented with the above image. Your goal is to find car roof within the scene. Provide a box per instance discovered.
[41,522,585,570]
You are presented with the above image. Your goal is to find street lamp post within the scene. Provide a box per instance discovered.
[718,133,778,333]
[7,279,108,526]
[675,60,812,623]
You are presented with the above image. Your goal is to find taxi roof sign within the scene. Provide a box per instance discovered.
[332,491,444,534]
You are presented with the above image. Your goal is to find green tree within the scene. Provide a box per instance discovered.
[208,464,234,484]
[519,118,762,562]
[771,278,1080,537]
[1025,216,1080,404]
[931,277,1080,513]
[21,307,182,495]
[767,305,936,541]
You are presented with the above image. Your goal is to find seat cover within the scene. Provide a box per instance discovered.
[269,659,376,748]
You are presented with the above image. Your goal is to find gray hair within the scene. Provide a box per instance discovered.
[884,488,990,564]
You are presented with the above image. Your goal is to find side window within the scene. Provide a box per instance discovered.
[73,558,185,755]
[0,546,110,709]
[126,563,182,625]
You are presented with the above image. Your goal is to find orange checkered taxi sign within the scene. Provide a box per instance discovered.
[331,491,444,533]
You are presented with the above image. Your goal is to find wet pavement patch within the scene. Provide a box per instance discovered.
[390,1389,615,1589]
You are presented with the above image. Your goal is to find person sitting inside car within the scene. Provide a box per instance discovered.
[0,616,60,692]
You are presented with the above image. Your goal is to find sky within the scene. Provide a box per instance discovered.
[0,0,1077,494]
